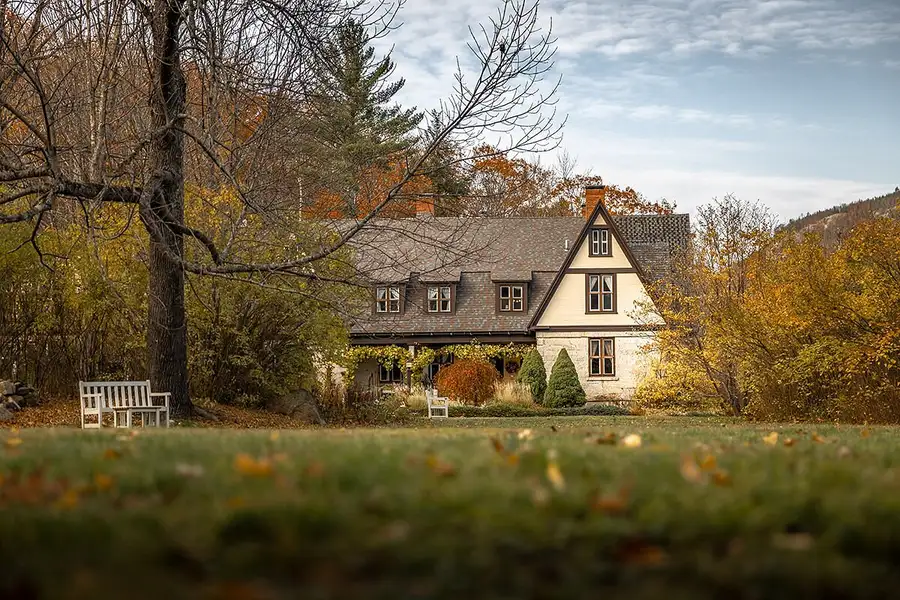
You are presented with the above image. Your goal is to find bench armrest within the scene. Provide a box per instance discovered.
[149,392,170,408]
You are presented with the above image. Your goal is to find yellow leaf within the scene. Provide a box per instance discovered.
[546,451,565,491]
[763,432,779,446]
[269,432,280,442]
[103,448,122,460]
[93,473,114,491]
[56,488,80,509]
[233,454,273,477]
[811,433,824,443]
[783,438,796,447]
[5,437,22,449]
[861,428,871,438]
[505,453,520,467]
[621,434,642,448]
[517,429,534,441]
[425,453,457,478]
[595,432,618,445]
[699,454,717,471]
[680,455,703,483]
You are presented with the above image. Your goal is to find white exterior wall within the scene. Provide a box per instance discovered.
[535,330,657,400]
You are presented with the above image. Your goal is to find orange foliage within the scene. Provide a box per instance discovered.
[435,359,499,406]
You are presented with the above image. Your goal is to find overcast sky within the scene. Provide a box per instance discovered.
[380,0,900,220]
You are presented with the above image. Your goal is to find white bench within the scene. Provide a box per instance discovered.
[425,388,449,418]
[79,380,170,429]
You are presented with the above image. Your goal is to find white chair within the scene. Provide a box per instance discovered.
[425,388,449,418]
[79,380,170,428]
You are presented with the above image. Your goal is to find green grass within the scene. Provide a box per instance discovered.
[2,416,900,599]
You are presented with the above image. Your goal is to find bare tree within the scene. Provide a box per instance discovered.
[0,0,561,416]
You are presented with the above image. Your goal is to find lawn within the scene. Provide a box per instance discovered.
[2,416,900,599]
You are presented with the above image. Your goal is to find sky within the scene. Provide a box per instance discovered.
[378,0,900,220]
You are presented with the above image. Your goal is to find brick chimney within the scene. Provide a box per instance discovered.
[415,196,435,218]
[582,185,606,218]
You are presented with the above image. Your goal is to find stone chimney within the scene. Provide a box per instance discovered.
[415,196,435,218]
[582,185,606,218]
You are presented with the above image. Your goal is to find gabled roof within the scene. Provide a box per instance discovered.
[346,210,689,337]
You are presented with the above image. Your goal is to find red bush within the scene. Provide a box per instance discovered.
[435,359,499,406]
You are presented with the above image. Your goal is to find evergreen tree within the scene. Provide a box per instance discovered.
[544,349,586,408]
[516,348,547,404]
[305,20,423,213]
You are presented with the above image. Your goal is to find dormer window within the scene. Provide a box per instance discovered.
[589,228,611,257]
[375,285,401,313]
[427,285,453,313]
[498,284,526,312]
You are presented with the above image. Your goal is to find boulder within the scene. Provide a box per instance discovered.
[7,396,23,407]
[0,380,15,396]
[267,390,325,425]
[0,406,13,422]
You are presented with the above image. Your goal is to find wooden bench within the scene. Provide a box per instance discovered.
[79,381,170,429]
[425,388,449,418]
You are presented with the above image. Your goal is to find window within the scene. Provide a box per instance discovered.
[375,286,401,313]
[498,284,525,312]
[379,363,404,383]
[587,274,615,312]
[589,228,611,257]
[589,338,615,376]
[427,285,453,313]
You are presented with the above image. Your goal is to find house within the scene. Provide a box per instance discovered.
[344,186,690,400]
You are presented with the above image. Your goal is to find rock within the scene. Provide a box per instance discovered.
[9,395,23,404]
[268,390,325,425]
[15,386,35,396]
[4,398,22,411]
[0,406,13,422]
[0,380,15,396]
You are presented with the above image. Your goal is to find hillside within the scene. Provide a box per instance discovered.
[781,188,900,247]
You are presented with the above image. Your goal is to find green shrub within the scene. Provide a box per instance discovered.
[543,349,586,408]
[516,348,547,404]
[435,359,499,406]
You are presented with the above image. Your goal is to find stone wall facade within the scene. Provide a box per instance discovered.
[535,331,658,400]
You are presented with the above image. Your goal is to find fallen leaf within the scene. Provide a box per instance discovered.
[518,428,534,440]
[621,434,642,448]
[811,432,824,443]
[680,455,703,483]
[269,431,280,442]
[763,432,779,446]
[233,454,273,477]
[550,425,558,433]
[303,461,325,478]
[595,432,617,445]
[505,453,520,467]
[56,488,80,509]
[5,437,23,449]
[699,454,717,471]
[861,428,871,439]
[93,473,114,491]
[425,453,457,478]
[531,484,550,507]
[226,496,245,509]
[783,438,796,447]
[175,463,205,478]
[546,451,565,491]
[711,470,732,487]
[490,437,504,454]
[772,532,814,551]
[103,448,122,460]
[837,446,852,459]
[592,486,631,515]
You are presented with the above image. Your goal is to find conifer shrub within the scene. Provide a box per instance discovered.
[543,349,586,408]
[435,359,499,406]
[516,348,547,404]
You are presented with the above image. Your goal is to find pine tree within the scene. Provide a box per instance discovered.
[516,348,547,404]
[305,20,423,213]
[544,349,586,408]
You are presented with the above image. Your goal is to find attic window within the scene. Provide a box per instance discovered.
[427,285,453,313]
[589,228,611,257]
[375,285,401,313]
[498,284,526,312]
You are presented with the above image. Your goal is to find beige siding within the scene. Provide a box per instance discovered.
[569,212,634,270]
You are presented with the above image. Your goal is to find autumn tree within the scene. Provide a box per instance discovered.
[0,0,563,416]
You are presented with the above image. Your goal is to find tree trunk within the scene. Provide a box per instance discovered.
[146,0,191,418]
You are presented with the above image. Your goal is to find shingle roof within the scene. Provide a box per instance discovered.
[347,213,689,336]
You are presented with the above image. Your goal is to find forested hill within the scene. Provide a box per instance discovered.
[780,188,900,247]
